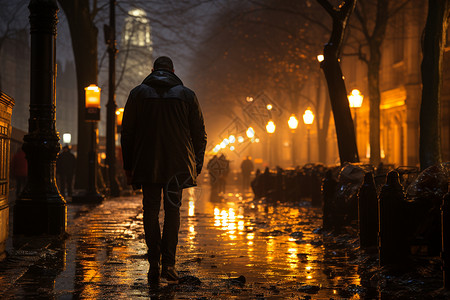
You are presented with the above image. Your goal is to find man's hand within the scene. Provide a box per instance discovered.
[125,170,133,185]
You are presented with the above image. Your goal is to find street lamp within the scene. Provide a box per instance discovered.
[317,54,324,62]
[72,85,104,203]
[303,108,315,162]
[266,120,276,134]
[288,114,299,166]
[246,127,255,138]
[348,89,364,145]
[266,120,276,166]
[116,107,124,130]
[63,133,71,145]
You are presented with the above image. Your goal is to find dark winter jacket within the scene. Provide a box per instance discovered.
[121,69,207,187]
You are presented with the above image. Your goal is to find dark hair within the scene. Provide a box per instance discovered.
[153,56,173,71]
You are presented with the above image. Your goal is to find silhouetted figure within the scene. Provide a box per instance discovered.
[11,148,27,198]
[251,169,262,198]
[56,145,76,197]
[121,56,207,284]
[217,154,230,194]
[240,156,254,190]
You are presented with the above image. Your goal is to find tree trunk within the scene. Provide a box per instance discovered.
[419,0,449,171]
[318,0,359,165]
[321,47,359,164]
[317,74,331,164]
[368,47,382,167]
[57,0,98,189]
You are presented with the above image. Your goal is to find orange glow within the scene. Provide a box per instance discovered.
[85,84,101,108]
[116,108,124,126]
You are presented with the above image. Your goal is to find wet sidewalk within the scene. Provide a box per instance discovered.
[0,184,368,299]
[0,184,404,299]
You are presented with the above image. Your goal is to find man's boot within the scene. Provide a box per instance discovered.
[161,265,179,284]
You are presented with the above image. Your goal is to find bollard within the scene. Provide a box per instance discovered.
[358,172,379,248]
[442,184,450,289]
[322,170,337,231]
[378,171,409,266]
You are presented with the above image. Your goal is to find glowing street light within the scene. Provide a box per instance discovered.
[348,89,364,108]
[85,84,101,121]
[317,54,324,62]
[348,89,364,146]
[72,84,104,203]
[246,127,255,138]
[303,108,314,162]
[266,104,273,111]
[303,108,315,125]
[288,114,299,166]
[266,120,276,134]
[288,114,299,130]
[266,120,276,167]
[116,107,124,127]
[62,133,71,144]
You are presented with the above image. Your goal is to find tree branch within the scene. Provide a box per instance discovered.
[316,0,336,17]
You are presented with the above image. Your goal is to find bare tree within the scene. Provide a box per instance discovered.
[347,0,411,167]
[419,0,449,170]
[57,0,101,190]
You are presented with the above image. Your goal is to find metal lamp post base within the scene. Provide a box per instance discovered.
[14,196,66,236]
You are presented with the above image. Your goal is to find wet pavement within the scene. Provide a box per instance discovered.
[0,184,447,299]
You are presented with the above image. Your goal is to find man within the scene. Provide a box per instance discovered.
[240,156,254,190]
[56,145,76,197]
[121,56,207,284]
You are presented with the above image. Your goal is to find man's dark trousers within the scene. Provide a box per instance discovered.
[142,183,182,267]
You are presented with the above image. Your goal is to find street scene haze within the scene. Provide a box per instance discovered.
[0,0,449,299]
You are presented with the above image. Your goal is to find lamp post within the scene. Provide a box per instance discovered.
[72,85,105,203]
[104,0,120,197]
[347,89,364,146]
[266,120,276,166]
[303,108,315,162]
[13,0,67,235]
[288,114,299,166]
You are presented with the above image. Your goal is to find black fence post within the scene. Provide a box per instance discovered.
[442,185,450,289]
[322,170,337,231]
[358,172,379,249]
[378,171,409,266]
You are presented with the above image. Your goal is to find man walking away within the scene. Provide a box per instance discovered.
[121,56,207,285]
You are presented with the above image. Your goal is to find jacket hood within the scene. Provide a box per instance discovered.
[142,70,183,88]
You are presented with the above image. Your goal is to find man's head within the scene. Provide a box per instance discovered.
[153,56,174,72]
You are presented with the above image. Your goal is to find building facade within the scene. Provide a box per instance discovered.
[340,1,449,167]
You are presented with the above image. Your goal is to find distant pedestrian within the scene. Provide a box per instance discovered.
[121,56,207,285]
[240,156,254,190]
[56,145,76,197]
[217,154,230,194]
[10,148,27,198]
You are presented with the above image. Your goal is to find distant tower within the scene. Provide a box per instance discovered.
[117,8,153,106]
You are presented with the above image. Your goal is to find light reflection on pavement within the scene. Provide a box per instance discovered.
[1,184,364,299]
